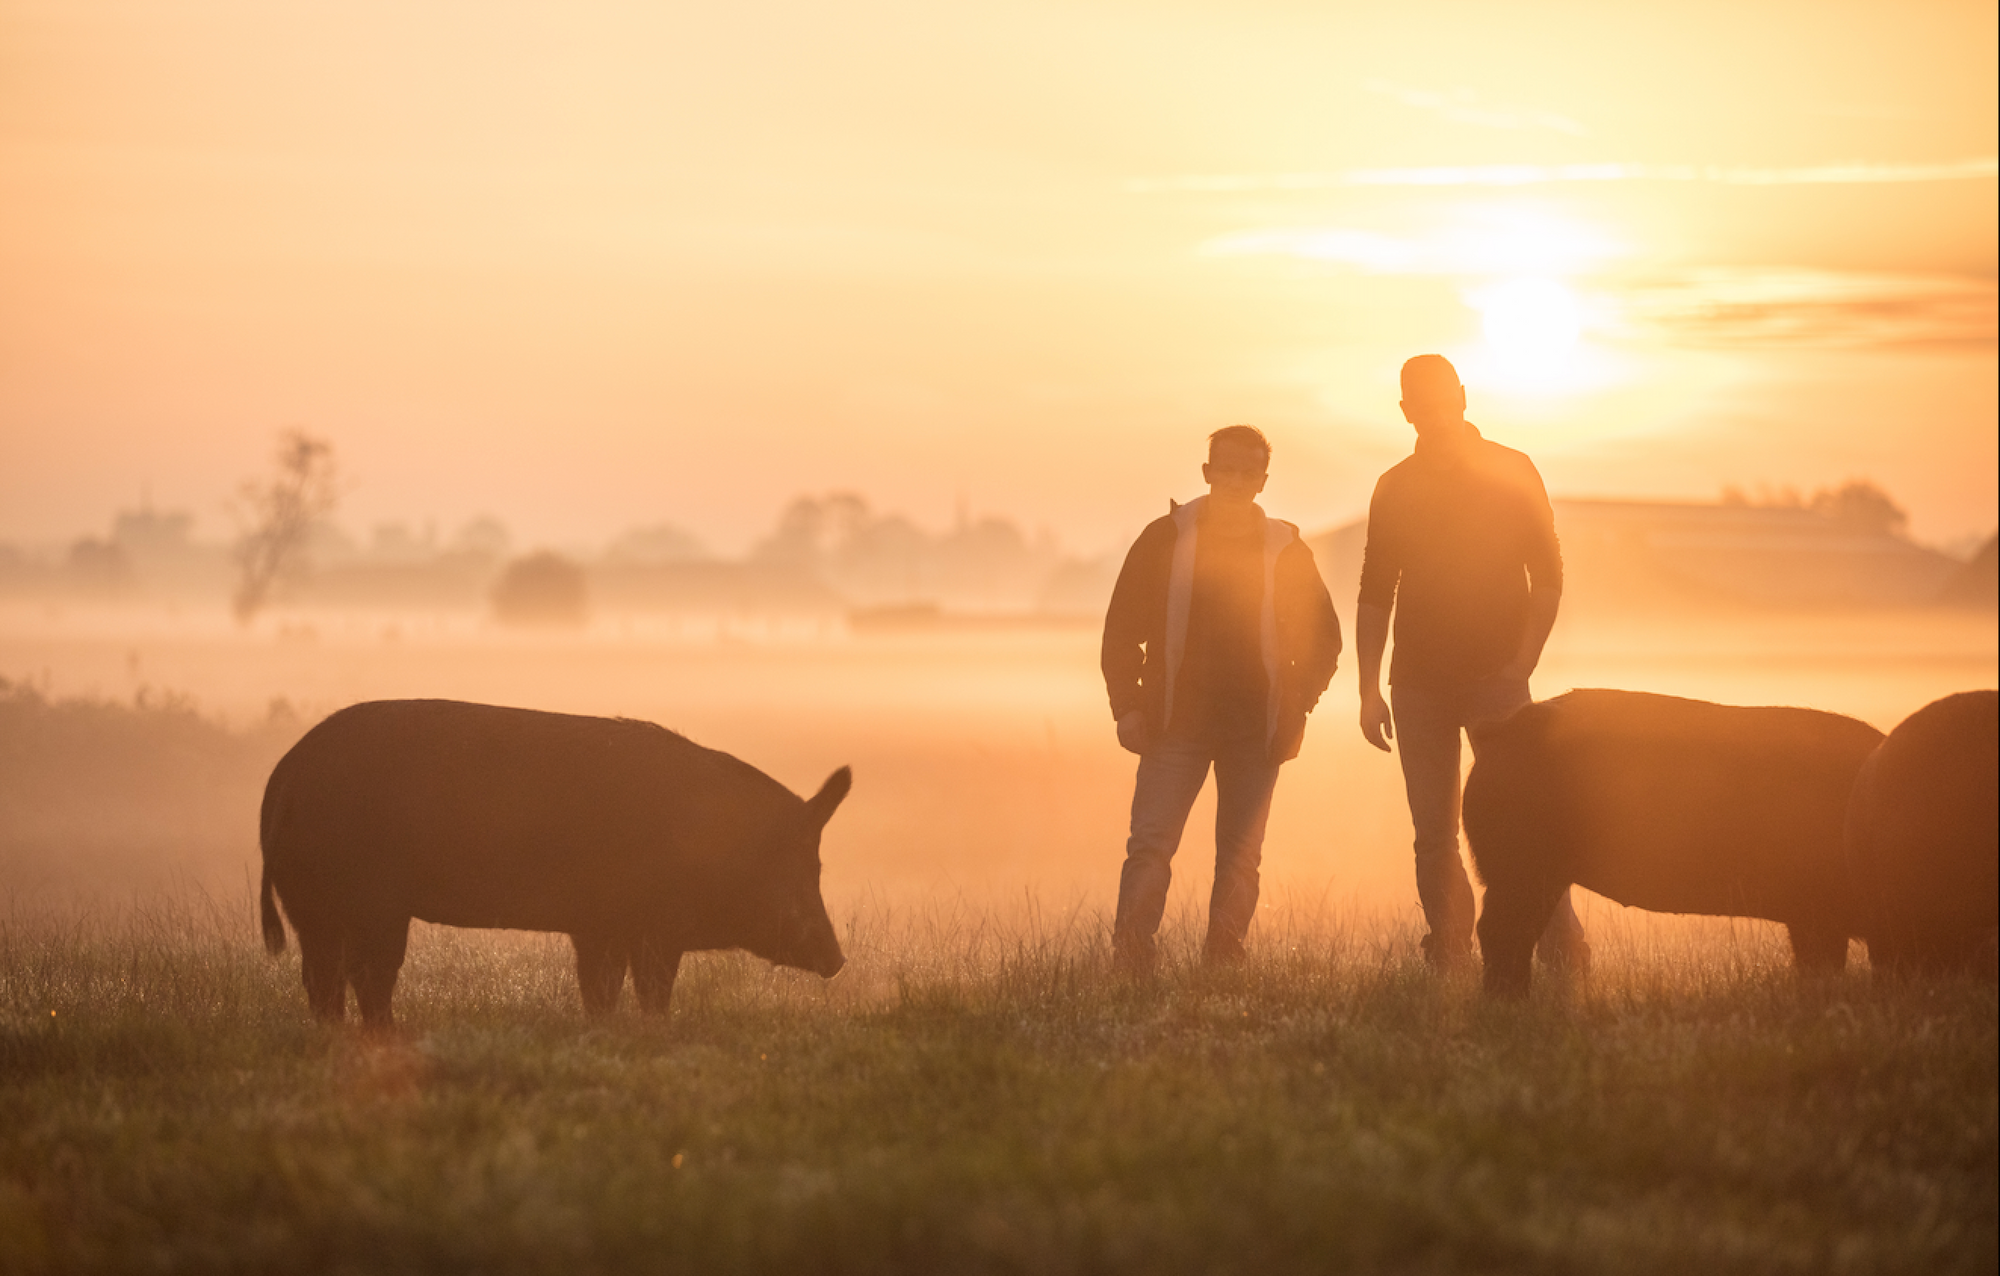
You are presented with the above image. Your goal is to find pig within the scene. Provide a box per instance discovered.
[259,699,849,1027]
[1462,689,1884,997]
[1845,690,1998,977]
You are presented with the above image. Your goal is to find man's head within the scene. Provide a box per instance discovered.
[1399,354,1468,437]
[1203,425,1270,509]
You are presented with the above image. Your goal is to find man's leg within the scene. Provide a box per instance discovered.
[1113,737,1212,971]
[1203,736,1281,962]
[1464,674,1589,969]
[1391,682,1477,967]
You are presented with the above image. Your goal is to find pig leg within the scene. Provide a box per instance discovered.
[348,918,411,1030]
[632,938,684,1015]
[572,933,628,1016]
[298,928,347,1023]
[1479,877,1566,998]
[1786,922,1849,974]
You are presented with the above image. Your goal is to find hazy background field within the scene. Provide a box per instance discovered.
[4,603,1992,960]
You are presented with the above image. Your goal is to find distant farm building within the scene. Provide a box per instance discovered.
[1310,499,1984,615]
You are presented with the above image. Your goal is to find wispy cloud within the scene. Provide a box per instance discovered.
[1206,209,1623,277]
[1128,158,2000,194]
[1366,80,1589,137]
[1623,270,1997,351]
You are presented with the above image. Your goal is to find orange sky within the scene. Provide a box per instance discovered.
[2,0,1994,555]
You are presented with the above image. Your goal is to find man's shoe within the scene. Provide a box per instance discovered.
[1201,934,1247,967]
[1112,936,1158,978]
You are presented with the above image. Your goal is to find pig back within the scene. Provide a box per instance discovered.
[262,699,797,935]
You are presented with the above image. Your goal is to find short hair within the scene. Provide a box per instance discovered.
[1400,354,1461,399]
[1208,424,1271,465]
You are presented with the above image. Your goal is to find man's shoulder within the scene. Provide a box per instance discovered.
[1122,511,1181,560]
[1371,453,1422,494]
[1475,434,1539,472]
[1136,511,1180,541]
[1378,451,1422,479]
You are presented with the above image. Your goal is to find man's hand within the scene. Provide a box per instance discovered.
[1359,687,1394,752]
[1270,716,1307,764]
[1115,710,1152,755]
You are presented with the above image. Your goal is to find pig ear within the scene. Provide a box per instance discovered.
[804,766,852,828]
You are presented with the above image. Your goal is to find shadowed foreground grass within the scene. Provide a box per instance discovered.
[0,895,1993,1275]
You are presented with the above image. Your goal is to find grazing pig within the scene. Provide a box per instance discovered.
[1463,689,1883,996]
[260,699,849,1027]
[1845,690,1998,976]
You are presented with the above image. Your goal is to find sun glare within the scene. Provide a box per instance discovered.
[1471,277,1583,363]
[1452,275,1629,401]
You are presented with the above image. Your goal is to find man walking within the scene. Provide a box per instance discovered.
[1103,425,1342,971]
[1356,354,1588,971]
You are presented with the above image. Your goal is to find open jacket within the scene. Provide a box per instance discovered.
[1101,497,1343,763]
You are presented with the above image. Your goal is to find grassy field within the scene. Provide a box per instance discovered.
[1,895,1993,1275]
[1,616,1994,1271]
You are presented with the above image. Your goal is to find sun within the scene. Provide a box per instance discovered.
[1452,275,1624,399]
[1469,277,1583,365]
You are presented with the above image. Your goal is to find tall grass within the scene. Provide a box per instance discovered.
[1,891,1992,1274]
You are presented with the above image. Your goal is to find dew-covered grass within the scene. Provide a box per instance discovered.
[1,893,1992,1275]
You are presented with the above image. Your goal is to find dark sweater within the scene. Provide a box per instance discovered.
[1102,504,1342,762]
[1357,423,1562,687]
[1176,519,1269,743]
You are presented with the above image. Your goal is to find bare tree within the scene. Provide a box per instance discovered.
[232,430,338,625]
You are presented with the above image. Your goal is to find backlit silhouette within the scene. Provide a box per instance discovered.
[261,700,849,1027]
[1462,689,1883,996]
[1101,426,1342,971]
[1355,354,1586,971]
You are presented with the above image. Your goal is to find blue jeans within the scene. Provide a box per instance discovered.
[1113,733,1280,961]
[1392,675,1585,961]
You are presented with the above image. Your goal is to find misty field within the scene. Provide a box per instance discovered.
[0,897,1994,1275]
[1,610,1995,1272]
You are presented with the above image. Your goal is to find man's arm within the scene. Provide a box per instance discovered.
[1354,481,1398,752]
[1502,460,1564,680]
[1101,522,1164,752]
[1503,583,1560,680]
[1100,540,1149,719]
[1356,603,1393,751]
[1279,540,1342,703]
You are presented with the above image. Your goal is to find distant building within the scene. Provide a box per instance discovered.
[1309,498,1980,616]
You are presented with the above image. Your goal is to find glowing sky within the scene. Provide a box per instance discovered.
[2,0,1994,554]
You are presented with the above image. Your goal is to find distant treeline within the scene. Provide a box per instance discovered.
[3,482,1993,623]
[0,492,1120,624]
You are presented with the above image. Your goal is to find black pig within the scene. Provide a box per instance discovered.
[1463,689,1883,996]
[1846,690,1998,976]
[260,699,848,1026]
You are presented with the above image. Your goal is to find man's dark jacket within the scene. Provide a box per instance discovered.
[1357,422,1562,687]
[1102,498,1342,763]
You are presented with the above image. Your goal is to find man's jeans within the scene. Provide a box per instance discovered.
[1391,675,1586,963]
[1112,733,1279,963]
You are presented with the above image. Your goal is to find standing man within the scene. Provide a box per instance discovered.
[1103,425,1343,971]
[1356,354,1588,971]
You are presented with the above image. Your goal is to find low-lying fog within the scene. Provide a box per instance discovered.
[4,604,1992,957]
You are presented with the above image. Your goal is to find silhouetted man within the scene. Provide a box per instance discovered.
[1356,355,1587,971]
[1103,425,1343,971]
